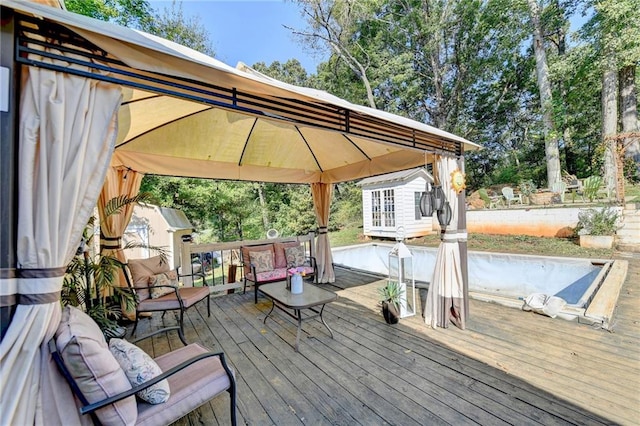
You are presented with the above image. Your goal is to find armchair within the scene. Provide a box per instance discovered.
[123,256,211,345]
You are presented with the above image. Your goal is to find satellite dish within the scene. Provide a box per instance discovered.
[266,229,279,239]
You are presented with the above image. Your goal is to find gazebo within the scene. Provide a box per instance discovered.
[0,1,478,424]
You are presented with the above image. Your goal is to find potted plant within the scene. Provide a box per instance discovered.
[378,281,404,324]
[575,206,620,249]
[62,193,166,338]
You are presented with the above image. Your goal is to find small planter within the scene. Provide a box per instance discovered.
[579,235,614,249]
[381,301,399,324]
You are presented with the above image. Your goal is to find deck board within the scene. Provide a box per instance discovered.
[130,253,640,425]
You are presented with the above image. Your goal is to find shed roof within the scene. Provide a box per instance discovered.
[357,168,433,187]
[156,207,193,232]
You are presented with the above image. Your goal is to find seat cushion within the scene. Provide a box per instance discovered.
[55,306,137,425]
[128,256,171,301]
[109,338,170,404]
[137,286,210,312]
[136,343,232,426]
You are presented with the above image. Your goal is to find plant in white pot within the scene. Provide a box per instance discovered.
[378,281,404,324]
[575,206,620,249]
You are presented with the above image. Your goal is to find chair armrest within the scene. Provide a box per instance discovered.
[79,351,233,415]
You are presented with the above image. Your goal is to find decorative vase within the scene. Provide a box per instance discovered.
[291,273,303,294]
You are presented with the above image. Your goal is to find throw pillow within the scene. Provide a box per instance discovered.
[109,338,171,404]
[249,250,274,273]
[55,306,137,425]
[148,270,179,299]
[284,245,306,267]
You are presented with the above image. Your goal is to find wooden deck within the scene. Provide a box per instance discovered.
[133,253,640,425]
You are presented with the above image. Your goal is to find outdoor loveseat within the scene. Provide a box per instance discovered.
[51,305,236,425]
[241,240,316,303]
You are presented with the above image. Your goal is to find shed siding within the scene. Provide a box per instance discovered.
[361,176,434,239]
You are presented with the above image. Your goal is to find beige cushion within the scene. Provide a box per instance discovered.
[148,270,179,299]
[55,306,137,425]
[273,241,300,268]
[109,338,170,404]
[249,250,274,273]
[128,256,171,301]
[138,287,210,312]
[136,343,233,426]
[285,245,306,267]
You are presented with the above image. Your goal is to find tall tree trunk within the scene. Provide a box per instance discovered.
[602,64,618,199]
[256,183,269,232]
[620,65,640,178]
[527,0,562,187]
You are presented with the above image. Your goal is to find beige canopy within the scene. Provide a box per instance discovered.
[4,0,478,185]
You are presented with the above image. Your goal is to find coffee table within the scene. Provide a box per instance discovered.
[259,281,337,352]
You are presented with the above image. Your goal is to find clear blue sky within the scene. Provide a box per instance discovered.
[149,0,325,72]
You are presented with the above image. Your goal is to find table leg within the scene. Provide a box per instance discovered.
[295,309,302,352]
[263,300,275,325]
[319,304,334,338]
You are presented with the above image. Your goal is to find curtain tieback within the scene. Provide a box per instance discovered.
[0,267,65,306]
[317,226,328,235]
[100,234,122,249]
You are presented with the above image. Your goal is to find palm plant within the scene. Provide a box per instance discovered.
[62,193,167,337]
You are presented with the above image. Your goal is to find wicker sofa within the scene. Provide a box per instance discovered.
[241,240,316,303]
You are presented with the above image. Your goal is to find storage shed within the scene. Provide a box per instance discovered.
[123,204,194,269]
[358,168,435,239]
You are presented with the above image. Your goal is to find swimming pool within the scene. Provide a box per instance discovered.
[332,242,617,322]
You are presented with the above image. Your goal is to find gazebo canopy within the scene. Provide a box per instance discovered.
[6,0,478,185]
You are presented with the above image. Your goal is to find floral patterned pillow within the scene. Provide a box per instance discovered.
[249,250,274,273]
[109,338,170,404]
[285,245,306,267]
[148,270,178,299]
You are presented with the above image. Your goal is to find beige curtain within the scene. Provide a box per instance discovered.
[424,155,466,329]
[311,183,335,283]
[0,56,122,424]
[97,166,143,318]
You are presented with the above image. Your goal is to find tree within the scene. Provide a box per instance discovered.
[145,0,214,56]
[290,0,379,108]
[527,0,562,187]
[65,0,154,28]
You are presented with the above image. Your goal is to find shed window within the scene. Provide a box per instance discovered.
[371,189,395,228]
[371,191,381,227]
[415,192,422,220]
[383,190,395,227]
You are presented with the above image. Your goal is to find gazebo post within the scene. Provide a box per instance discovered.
[0,11,19,340]
[457,156,470,318]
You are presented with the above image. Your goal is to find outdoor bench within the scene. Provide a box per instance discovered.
[241,239,316,303]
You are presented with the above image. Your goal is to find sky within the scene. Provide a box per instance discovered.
[149,0,326,73]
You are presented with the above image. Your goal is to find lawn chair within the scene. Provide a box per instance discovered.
[51,305,236,425]
[501,187,522,207]
[478,188,499,209]
[123,256,211,345]
[551,181,567,203]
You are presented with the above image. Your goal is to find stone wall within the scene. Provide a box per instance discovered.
[464,206,619,238]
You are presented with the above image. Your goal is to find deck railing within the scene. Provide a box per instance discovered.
[179,232,316,293]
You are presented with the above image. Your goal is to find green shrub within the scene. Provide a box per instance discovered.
[575,206,620,236]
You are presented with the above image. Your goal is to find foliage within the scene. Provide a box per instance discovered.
[518,180,537,197]
[575,206,620,236]
[377,280,404,310]
[582,175,603,202]
[62,194,164,336]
